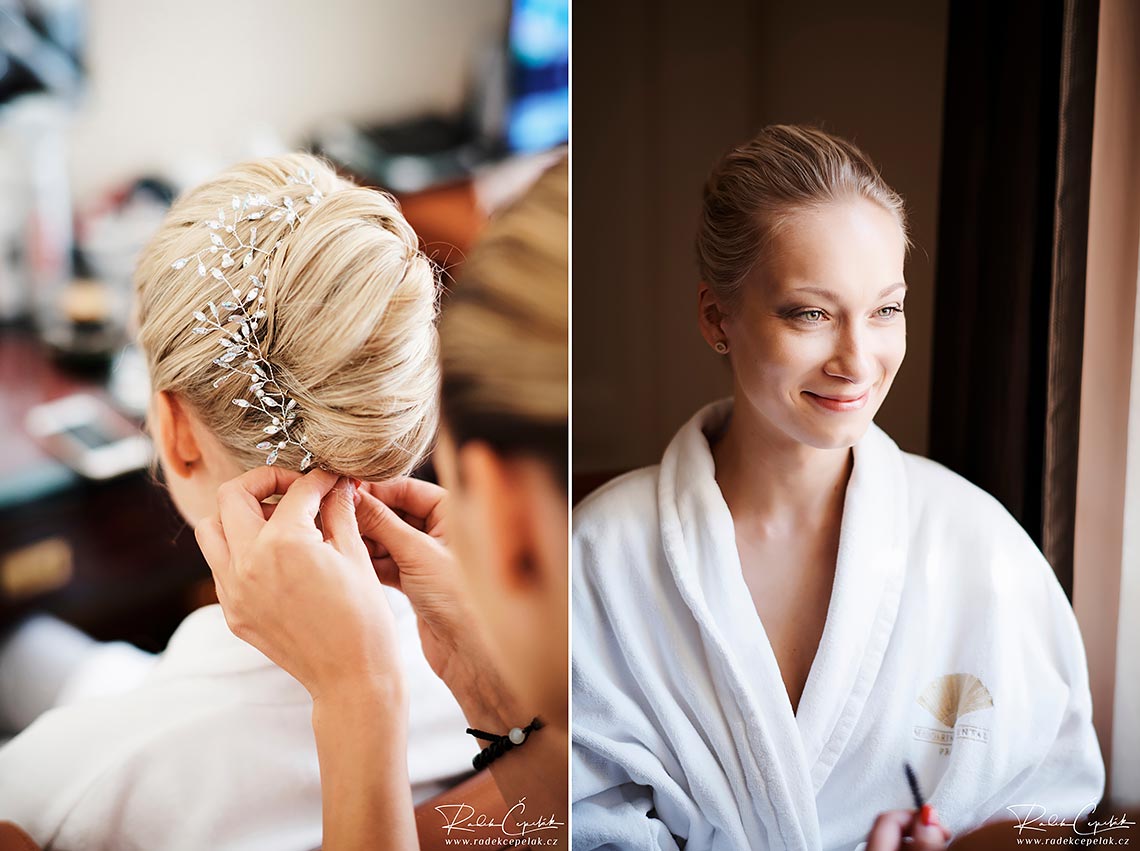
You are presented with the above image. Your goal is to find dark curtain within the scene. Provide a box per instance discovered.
[929,0,1099,599]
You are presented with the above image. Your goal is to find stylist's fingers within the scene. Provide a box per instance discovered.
[195,514,231,580]
[216,466,307,548]
[362,532,390,561]
[355,489,440,570]
[361,477,447,536]
[370,556,401,590]
[319,478,370,560]
[271,468,340,531]
[195,513,245,637]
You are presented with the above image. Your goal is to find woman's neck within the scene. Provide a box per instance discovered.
[711,398,853,537]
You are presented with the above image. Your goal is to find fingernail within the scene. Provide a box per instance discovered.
[920,804,939,827]
[344,478,362,506]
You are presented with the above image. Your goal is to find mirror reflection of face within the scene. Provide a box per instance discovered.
[721,198,908,451]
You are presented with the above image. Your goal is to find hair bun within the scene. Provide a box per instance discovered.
[135,152,440,478]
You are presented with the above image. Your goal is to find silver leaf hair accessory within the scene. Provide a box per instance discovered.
[173,167,324,470]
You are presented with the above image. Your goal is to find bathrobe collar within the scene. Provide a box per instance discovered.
[657,400,910,846]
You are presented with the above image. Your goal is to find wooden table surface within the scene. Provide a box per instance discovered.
[0,327,209,646]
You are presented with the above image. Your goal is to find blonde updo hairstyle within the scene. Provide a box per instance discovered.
[696,124,909,311]
[440,157,567,487]
[134,153,440,479]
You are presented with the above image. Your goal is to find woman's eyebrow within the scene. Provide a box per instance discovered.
[789,282,908,299]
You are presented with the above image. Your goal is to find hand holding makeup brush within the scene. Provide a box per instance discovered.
[866,807,951,851]
[866,764,952,850]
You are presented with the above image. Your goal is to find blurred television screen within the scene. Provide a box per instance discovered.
[506,0,567,154]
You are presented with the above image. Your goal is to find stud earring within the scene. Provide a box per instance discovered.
[714,341,729,354]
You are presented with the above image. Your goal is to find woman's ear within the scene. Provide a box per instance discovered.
[150,391,203,479]
[697,283,729,352]
[456,441,541,594]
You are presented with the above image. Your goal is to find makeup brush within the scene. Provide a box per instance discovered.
[904,762,936,827]
[904,762,924,809]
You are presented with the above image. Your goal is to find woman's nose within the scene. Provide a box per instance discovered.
[824,324,874,384]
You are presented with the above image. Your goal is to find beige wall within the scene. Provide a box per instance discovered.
[68,0,507,202]
[573,0,948,473]
[1074,0,1140,801]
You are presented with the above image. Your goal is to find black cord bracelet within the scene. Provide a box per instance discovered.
[466,717,544,770]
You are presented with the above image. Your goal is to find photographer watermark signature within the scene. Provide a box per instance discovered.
[1007,803,1135,838]
[436,797,566,839]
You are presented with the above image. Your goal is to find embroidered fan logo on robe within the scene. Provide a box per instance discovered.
[917,673,994,728]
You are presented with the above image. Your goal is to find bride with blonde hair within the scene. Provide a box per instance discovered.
[0,153,490,851]
[197,158,569,850]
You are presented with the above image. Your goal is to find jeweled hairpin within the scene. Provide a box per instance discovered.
[173,168,324,469]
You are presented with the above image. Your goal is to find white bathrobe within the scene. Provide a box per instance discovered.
[0,588,477,851]
[572,400,1104,851]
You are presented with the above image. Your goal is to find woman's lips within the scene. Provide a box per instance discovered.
[804,390,870,412]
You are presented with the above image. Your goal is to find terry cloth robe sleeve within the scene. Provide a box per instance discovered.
[572,400,1104,851]
[875,453,1105,833]
[572,459,816,851]
[994,575,1103,819]
[572,471,704,851]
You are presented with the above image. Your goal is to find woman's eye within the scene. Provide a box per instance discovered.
[795,309,825,323]
[876,305,904,318]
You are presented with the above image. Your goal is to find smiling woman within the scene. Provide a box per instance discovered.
[702,199,907,451]
[571,125,1104,851]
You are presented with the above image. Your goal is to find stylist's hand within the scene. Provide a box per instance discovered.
[195,468,404,704]
[351,478,482,689]
[866,807,951,851]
